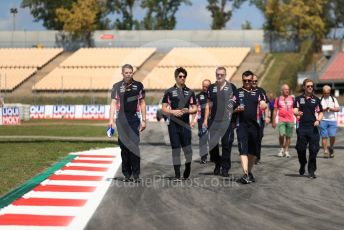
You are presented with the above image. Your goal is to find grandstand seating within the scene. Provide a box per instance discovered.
[142,67,237,90]
[0,68,37,91]
[320,52,344,81]
[59,48,156,68]
[158,47,250,67]
[0,48,63,68]
[33,68,122,91]
[143,47,249,90]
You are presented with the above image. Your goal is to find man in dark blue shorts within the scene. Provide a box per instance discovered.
[162,67,197,181]
[293,79,323,179]
[235,70,267,184]
[203,66,237,177]
[109,64,147,183]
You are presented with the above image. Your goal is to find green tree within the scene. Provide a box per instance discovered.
[106,0,140,30]
[56,0,103,47]
[324,0,344,38]
[207,0,245,29]
[21,0,75,29]
[141,0,191,30]
[281,0,328,42]
[241,20,252,29]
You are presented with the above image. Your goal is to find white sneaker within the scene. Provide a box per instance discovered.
[284,151,290,158]
[277,148,284,157]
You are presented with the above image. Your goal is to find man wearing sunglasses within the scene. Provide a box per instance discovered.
[162,67,197,181]
[235,70,267,184]
[293,79,323,179]
[203,66,237,177]
[252,74,269,164]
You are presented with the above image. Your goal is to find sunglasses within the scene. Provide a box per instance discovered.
[178,75,186,79]
[243,80,252,83]
[306,85,313,88]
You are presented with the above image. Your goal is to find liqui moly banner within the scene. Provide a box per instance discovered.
[29,105,161,121]
[52,105,76,119]
[82,105,106,120]
[30,105,45,119]
[1,107,21,125]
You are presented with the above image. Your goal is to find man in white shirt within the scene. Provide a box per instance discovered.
[319,85,340,158]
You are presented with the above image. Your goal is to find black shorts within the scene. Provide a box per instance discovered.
[236,123,260,156]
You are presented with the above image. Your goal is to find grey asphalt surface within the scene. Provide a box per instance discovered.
[86,122,344,230]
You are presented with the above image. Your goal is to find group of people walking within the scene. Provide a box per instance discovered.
[109,64,340,184]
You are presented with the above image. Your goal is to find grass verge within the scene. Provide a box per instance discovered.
[0,141,114,197]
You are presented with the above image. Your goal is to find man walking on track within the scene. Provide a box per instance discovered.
[162,67,197,181]
[203,66,237,177]
[252,74,269,164]
[272,84,295,158]
[191,79,211,164]
[109,64,147,183]
[319,85,339,158]
[293,79,323,179]
[235,70,267,184]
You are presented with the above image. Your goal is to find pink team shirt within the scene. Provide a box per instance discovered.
[274,95,295,122]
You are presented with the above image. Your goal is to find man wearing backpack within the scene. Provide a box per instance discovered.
[272,84,295,158]
[319,85,340,158]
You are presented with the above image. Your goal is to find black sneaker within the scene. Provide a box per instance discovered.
[254,159,261,165]
[329,147,334,158]
[248,172,256,183]
[214,165,221,175]
[133,176,141,183]
[308,173,317,179]
[123,177,131,182]
[240,174,251,184]
[221,171,230,177]
[183,164,191,179]
[299,166,305,176]
[200,160,206,164]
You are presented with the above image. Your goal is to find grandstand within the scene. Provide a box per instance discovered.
[33,68,122,91]
[0,68,37,91]
[142,67,237,90]
[59,48,156,68]
[0,48,63,92]
[33,48,156,91]
[142,47,250,90]
[0,48,63,68]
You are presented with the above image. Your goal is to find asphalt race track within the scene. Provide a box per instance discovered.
[86,122,344,230]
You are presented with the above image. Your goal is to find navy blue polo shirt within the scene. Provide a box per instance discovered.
[162,84,196,124]
[111,80,145,118]
[235,87,266,127]
[293,94,323,128]
[196,91,208,123]
[207,81,237,121]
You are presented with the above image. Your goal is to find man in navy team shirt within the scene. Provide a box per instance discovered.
[235,70,267,184]
[162,67,197,181]
[293,79,323,179]
[109,64,147,183]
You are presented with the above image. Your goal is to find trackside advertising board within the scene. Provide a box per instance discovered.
[29,105,159,121]
[0,107,21,125]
